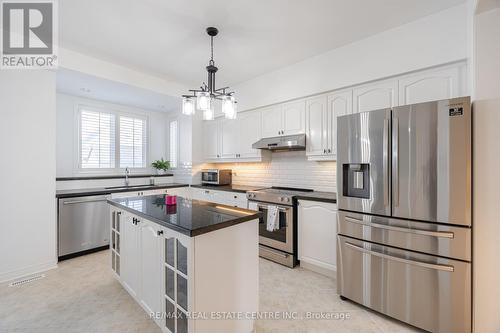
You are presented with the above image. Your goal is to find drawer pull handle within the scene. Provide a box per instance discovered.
[344,216,454,239]
[345,242,454,272]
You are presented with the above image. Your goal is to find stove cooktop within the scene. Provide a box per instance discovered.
[246,187,314,205]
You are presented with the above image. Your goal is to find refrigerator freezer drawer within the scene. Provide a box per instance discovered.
[337,235,471,333]
[337,210,471,261]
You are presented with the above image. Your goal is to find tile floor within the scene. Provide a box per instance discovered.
[0,251,422,333]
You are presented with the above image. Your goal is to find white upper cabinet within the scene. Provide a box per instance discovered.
[203,118,221,160]
[282,100,306,135]
[353,79,398,113]
[305,95,328,158]
[261,101,305,138]
[327,89,352,157]
[204,110,262,162]
[220,118,239,159]
[201,62,467,163]
[261,105,283,138]
[238,110,262,159]
[398,64,465,105]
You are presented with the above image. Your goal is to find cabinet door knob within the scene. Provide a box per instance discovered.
[157,230,164,236]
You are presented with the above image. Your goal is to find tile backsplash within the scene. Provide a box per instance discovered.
[205,151,337,192]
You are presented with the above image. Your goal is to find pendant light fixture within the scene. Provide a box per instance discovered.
[182,27,237,120]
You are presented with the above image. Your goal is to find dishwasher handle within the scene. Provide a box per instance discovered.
[63,198,109,205]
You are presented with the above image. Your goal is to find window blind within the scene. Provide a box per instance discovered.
[169,120,178,168]
[80,110,116,168]
[120,116,146,168]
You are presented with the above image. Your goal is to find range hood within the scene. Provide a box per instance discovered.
[252,134,306,151]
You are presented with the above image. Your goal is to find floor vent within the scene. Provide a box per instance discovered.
[9,274,45,287]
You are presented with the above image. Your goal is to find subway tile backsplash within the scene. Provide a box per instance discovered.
[205,151,337,192]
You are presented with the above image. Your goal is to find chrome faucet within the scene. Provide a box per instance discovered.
[125,167,130,186]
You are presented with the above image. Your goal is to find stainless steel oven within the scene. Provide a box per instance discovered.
[201,169,232,186]
[247,187,313,267]
[254,203,293,253]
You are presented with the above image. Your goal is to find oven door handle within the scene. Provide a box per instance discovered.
[257,204,289,213]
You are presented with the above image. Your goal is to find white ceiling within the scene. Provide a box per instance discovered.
[60,0,465,88]
[56,69,180,112]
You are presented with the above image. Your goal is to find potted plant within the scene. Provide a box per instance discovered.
[151,158,170,175]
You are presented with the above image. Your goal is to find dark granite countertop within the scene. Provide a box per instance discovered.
[56,174,173,181]
[191,184,267,193]
[56,183,189,199]
[108,195,262,237]
[294,191,337,204]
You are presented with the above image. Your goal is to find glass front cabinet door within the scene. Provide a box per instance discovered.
[162,230,192,333]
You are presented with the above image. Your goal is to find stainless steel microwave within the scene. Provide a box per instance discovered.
[201,169,232,185]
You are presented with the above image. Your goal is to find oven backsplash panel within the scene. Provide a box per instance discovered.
[206,151,336,192]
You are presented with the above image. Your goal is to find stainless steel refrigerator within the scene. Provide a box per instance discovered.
[336,97,471,333]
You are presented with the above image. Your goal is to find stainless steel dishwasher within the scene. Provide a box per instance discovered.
[58,194,111,259]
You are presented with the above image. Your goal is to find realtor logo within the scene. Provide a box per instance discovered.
[1,0,58,69]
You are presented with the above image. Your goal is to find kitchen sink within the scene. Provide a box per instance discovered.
[105,184,153,190]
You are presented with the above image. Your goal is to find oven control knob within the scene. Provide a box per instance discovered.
[285,197,290,203]
[280,197,284,202]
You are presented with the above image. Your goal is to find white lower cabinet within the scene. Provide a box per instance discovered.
[109,206,258,333]
[120,211,140,298]
[139,219,163,316]
[190,188,248,208]
[298,200,337,274]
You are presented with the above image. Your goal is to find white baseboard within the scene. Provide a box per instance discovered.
[0,260,58,284]
[299,260,336,278]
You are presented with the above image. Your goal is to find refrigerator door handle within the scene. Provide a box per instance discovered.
[344,216,455,239]
[392,117,399,207]
[345,242,455,272]
[383,118,390,207]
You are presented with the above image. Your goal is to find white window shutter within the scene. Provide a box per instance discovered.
[80,110,116,168]
[120,116,146,168]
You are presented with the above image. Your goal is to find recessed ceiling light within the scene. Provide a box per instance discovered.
[80,88,91,93]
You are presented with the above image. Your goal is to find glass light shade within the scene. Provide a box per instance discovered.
[203,98,215,120]
[196,91,211,111]
[182,97,195,115]
[222,96,237,119]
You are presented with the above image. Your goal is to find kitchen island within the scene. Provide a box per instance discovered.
[107,195,261,333]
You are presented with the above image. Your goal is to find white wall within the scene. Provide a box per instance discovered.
[0,71,57,282]
[472,5,500,333]
[56,93,171,177]
[233,4,469,111]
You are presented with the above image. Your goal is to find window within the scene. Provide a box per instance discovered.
[80,110,116,169]
[169,120,178,168]
[119,116,146,168]
[78,106,147,170]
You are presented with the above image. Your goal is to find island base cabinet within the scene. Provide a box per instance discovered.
[298,200,337,277]
[191,220,259,333]
[110,207,259,333]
